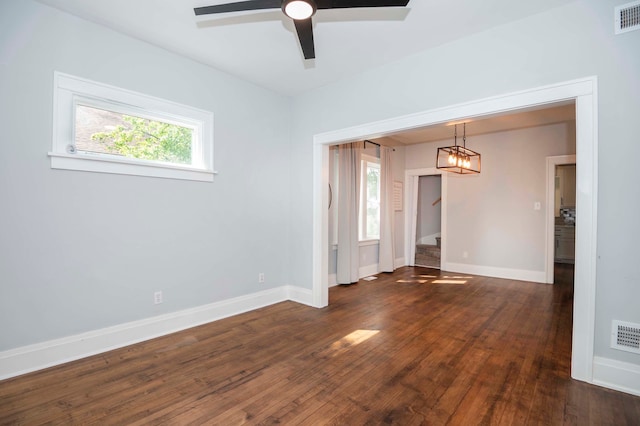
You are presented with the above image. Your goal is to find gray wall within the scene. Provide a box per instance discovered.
[2,0,639,372]
[408,123,575,271]
[290,0,640,366]
[0,1,291,350]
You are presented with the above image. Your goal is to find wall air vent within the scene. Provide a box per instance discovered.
[615,1,640,34]
[611,320,640,354]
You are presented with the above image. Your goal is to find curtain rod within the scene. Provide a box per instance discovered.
[364,139,396,151]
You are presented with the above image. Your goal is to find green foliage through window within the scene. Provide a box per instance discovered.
[91,115,193,164]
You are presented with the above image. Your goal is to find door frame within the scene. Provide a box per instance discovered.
[312,76,598,384]
[405,169,447,268]
[546,155,577,283]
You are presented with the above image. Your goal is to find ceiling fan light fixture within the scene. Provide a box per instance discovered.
[282,0,316,20]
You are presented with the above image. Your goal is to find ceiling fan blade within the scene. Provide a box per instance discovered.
[293,18,315,60]
[194,0,281,16]
[316,0,410,9]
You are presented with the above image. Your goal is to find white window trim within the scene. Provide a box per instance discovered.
[331,240,379,251]
[49,72,215,182]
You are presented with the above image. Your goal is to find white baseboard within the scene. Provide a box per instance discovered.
[592,356,640,397]
[0,285,309,381]
[329,259,406,287]
[327,264,381,287]
[443,262,546,283]
[286,285,313,306]
[328,273,338,287]
[359,263,379,279]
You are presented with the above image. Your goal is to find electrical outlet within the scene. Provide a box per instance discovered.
[258,273,265,283]
[154,291,163,305]
[462,251,468,259]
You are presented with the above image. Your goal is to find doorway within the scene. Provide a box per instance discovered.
[545,155,577,284]
[554,164,577,266]
[415,175,442,269]
[312,77,597,384]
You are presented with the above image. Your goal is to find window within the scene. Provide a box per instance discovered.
[50,72,214,182]
[330,146,340,245]
[360,156,381,241]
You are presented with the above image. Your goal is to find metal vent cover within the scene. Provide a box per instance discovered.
[611,320,640,354]
[615,1,640,34]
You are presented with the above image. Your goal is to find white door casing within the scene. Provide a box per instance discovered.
[404,169,448,268]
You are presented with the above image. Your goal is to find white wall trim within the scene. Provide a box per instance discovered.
[572,89,598,383]
[286,285,314,306]
[0,286,306,381]
[360,263,379,279]
[443,262,546,284]
[329,258,405,288]
[312,76,598,385]
[313,78,595,147]
[593,356,640,397]
[312,142,330,307]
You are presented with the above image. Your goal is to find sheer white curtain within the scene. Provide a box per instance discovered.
[378,146,396,272]
[336,142,362,284]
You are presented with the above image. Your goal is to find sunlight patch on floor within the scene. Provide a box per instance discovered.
[432,279,467,284]
[323,329,380,358]
[397,274,473,285]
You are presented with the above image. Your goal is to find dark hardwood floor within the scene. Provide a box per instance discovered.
[1,265,639,425]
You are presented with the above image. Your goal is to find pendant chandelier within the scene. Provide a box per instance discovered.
[436,123,481,174]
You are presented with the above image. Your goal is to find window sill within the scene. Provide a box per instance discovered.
[49,152,216,182]
[330,240,380,251]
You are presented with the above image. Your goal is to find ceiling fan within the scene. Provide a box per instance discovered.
[194,0,411,59]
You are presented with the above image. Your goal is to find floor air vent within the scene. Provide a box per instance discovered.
[615,1,640,34]
[611,320,640,354]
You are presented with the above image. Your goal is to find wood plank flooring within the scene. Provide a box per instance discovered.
[1,265,639,425]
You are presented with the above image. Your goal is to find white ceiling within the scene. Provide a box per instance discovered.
[36,0,575,96]
[376,102,576,147]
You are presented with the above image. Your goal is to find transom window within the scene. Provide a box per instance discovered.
[50,72,214,182]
